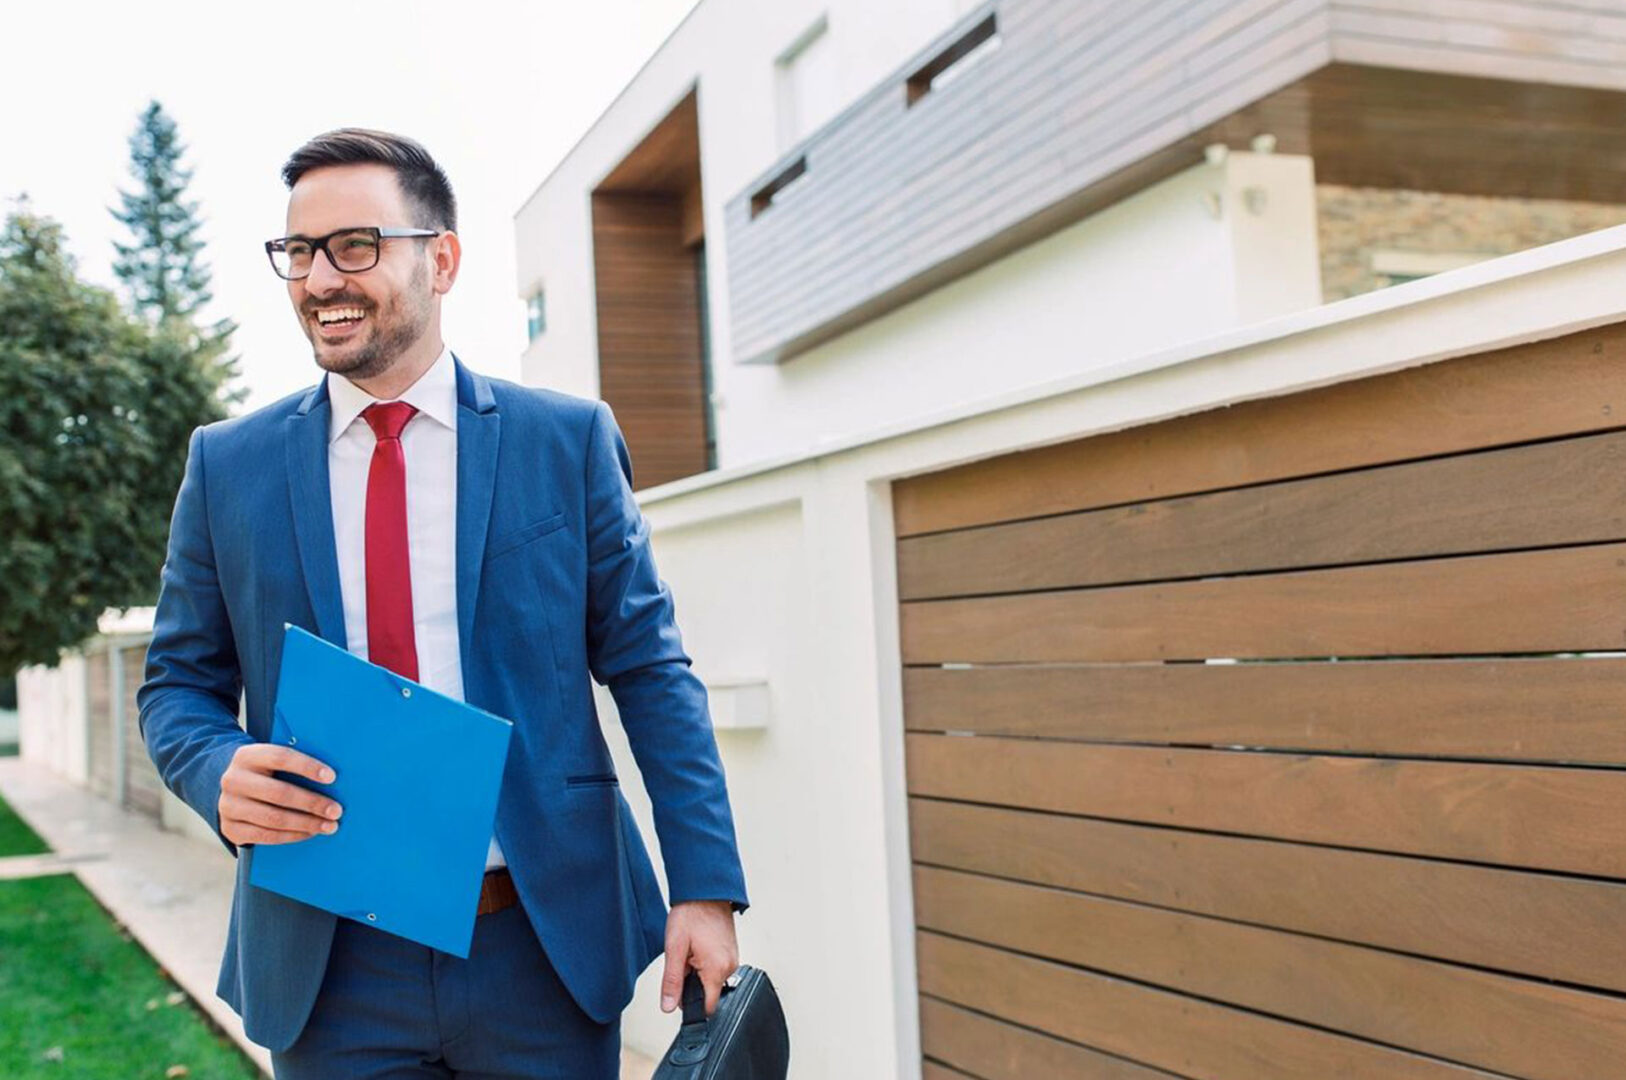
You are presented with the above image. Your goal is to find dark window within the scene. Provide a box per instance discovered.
[750,157,808,219]
[526,290,546,342]
[906,12,1000,107]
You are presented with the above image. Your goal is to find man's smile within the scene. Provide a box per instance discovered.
[310,305,369,338]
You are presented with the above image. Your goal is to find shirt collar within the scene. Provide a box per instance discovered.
[327,346,457,443]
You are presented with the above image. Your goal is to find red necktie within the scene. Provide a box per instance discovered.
[362,401,419,680]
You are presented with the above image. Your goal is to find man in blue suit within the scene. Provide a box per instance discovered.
[138,129,748,1078]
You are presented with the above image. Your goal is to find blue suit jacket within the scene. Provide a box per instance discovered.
[137,358,748,1051]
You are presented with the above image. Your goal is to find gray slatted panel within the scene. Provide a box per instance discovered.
[85,649,113,800]
[724,0,1626,364]
[120,642,163,819]
[1331,3,1626,70]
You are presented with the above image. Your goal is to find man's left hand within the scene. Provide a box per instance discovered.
[660,900,739,1016]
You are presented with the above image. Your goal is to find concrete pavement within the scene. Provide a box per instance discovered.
[0,757,659,1079]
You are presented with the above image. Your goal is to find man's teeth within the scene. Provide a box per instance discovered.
[316,307,365,324]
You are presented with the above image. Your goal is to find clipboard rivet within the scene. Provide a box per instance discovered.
[401,687,412,699]
[288,737,297,746]
[367,913,377,921]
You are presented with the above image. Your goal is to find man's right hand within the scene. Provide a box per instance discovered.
[219,743,343,847]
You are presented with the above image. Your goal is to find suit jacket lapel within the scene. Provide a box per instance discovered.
[285,379,348,649]
[454,356,500,679]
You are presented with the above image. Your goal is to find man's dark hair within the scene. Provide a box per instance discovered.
[281,128,457,232]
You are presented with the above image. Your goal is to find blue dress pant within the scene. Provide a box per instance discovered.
[271,903,620,1079]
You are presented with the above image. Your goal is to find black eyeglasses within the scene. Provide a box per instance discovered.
[265,226,441,280]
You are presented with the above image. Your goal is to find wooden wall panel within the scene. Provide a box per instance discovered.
[591,193,708,489]
[909,800,1626,993]
[903,657,1626,764]
[906,734,1626,877]
[918,933,1501,1079]
[898,427,1626,600]
[917,867,1626,1080]
[894,323,1626,536]
[901,543,1626,664]
[920,998,1183,1080]
[895,318,1626,1077]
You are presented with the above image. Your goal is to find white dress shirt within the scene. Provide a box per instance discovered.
[327,346,506,870]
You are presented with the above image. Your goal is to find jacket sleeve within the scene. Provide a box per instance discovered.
[136,426,256,856]
[583,401,749,912]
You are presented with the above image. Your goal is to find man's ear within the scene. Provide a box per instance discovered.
[432,231,462,295]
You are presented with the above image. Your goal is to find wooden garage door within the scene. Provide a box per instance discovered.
[894,322,1626,1080]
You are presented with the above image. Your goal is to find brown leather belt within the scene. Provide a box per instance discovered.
[477,867,519,916]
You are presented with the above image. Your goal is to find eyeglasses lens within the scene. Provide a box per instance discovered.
[329,230,380,272]
[271,230,380,279]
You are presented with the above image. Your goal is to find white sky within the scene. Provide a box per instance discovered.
[3,0,700,409]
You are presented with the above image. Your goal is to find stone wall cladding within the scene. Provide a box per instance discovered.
[1318,185,1626,302]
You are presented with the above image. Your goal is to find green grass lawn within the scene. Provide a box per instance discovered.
[0,789,48,857]
[0,874,260,1078]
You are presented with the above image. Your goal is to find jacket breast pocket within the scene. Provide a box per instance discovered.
[486,510,566,561]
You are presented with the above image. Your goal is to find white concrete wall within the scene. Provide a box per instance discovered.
[596,226,1626,1074]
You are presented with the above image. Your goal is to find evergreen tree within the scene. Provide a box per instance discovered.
[112,101,211,322]
[0,200,227,673]
[109,100,241,407]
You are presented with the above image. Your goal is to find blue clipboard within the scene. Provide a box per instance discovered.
[248,625,514,957]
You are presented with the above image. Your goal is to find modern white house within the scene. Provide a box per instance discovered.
[24,2,1626,1077]
[511,1,1626,1076]
[513,0,1626,484]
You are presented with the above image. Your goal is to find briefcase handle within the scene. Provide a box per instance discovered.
[680,970,709,1027]
[663,971,712,1069]
[681,966,750,1025]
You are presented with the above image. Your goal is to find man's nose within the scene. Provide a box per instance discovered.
[303,249,346,296]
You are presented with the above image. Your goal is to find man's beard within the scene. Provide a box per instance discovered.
[308,262,433,381]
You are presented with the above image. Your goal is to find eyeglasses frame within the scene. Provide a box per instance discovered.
[264,226,443,281]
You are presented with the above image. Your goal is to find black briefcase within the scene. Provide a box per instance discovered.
[651,966,789,1079]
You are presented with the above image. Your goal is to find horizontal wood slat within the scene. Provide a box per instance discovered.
[916,866,1626,1080]
[902,656,1626,764]
[900,542,1626,663]
[920,998,1184,1080]
[893,324,1626,536]
[898,428,1626,600]
[906,734,1626,877]
[909,800,1626,993]
[917,933,1503,1080]
[921,1064,980,1080]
